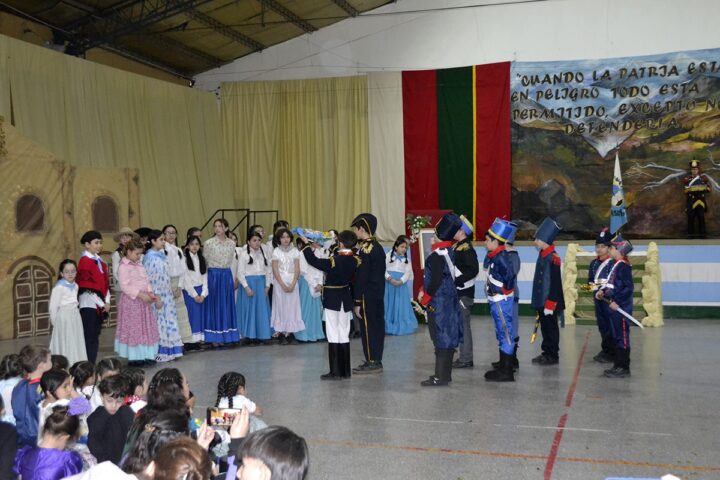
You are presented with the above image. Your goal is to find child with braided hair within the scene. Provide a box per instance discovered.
[236,231,272,344]
[215,372,267,435]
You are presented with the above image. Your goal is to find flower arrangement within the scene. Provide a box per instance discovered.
[406,214,432,243]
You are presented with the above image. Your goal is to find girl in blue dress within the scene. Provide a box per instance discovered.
[203,219,240,346]
[236,231,273,343]
[143,230,183,362]
[295,238,325,342]
[384,236,417,335]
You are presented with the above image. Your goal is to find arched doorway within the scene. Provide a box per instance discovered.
[13,263,53,338]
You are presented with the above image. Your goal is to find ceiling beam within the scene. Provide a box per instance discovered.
[184,8,265,52]
[101,44,194,79]
[257,0,317,33]
[80,0,216,51]
[331,0,359,17]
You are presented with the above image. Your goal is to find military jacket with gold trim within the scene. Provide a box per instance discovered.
[302,247,360,312]
[684,173,711,211]
[353,238,386,303]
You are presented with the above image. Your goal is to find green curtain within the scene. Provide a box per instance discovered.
[221,76,370,232]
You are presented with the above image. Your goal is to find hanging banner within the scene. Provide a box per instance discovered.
[511,48,720,239]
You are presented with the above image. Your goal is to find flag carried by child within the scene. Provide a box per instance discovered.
[610,150,628,234]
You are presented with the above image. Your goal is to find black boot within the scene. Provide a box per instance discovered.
[603,348,630,378]
[491,348,503,369]
[421,349,451,387]
[321,344,342,381]
[594,336,614,363]
[512,336,520,370]
[338,343,352,378]
[485,352,515,382]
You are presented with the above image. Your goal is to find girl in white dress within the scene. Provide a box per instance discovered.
[162,224,193,346]
[270,228,304,344]
[49,260,87,365]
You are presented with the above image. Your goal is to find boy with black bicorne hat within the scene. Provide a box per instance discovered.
[588,228,615,364]
[483,218,519,382]
[451,215,480,370]
[530,218,564,366]
[418,213,464,386]
[77,230,111,363]
[350,213,387,374]
[596,234,634,378]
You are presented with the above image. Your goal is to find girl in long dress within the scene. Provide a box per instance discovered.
[203,219,240,346]
[162,224,194,347]
[384,236,418,335]
[295,238,325,342]
[270,228,304,344]
[236,231,272,343]
[143,230,183,362]
[180,235,208,347]
[49,260,87,365]
[115,238,160,365]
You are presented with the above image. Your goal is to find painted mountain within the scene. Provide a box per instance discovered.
[511,48,720,239]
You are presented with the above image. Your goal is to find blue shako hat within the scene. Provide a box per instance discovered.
[595,227,611,245]
[611,234,633,256]
[506,221,518,245]
[459,215,475,236]
[487,218,517,244]
[350,213,377,236]
[534,217,561,244]
[435,213,463,241]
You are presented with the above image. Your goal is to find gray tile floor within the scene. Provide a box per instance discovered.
[3,317,720,480]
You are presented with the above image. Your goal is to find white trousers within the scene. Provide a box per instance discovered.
[324,309,353,343]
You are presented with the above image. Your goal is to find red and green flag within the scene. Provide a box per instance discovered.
[402,62,511,234]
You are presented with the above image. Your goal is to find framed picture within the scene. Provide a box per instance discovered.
[417,228,436,269]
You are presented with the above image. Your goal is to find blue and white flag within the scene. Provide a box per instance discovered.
[610,151,628,234]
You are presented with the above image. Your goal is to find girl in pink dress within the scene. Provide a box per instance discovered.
[115,238,160,366]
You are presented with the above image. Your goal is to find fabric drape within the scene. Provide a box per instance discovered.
[221,76,369,232]
[368,72,405,242]
[0,33,230,232]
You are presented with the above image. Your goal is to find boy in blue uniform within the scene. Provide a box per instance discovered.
[596,234,634,378]
[588,228,615,363]
[11,345,52,446]
[300,230,361,380]
[418,213,464,387]
[351,213,387,374]
[530,218,564,365]
[483,218,519,382]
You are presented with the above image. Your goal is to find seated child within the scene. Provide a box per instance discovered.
[14,405,84,479]
[215,372,266,434]
[51,355,70,372]
[0,395,17,480]
[89,358,123,413]
[236,426,308,480]
[120,366,147,413]
[0,354,23,424]
[38,369,77,440]
[69,361,96,399]
[88,375,135,465]
[12,345,52,446]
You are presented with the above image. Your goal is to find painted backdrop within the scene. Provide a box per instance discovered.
[511,48,720,239]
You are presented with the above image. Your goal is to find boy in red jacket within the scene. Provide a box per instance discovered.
[77,231,110,363]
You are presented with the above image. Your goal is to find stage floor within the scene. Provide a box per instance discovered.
[2,317,719,479]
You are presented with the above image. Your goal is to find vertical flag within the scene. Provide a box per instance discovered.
[610,150,628,234]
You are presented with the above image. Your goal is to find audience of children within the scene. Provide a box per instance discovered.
[384,235,417,336]
[116,237,161,365]
[144,230,184,362]
[121,366,148,412]
[270,228,304,344]
[69,361,96,401]
[89,358,123,413]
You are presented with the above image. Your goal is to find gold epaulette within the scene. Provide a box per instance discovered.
[355,256,362,267]
[330,256,335,268]
[361,240,374,254]
[455,242,470,251]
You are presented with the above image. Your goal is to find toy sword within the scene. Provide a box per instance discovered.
[602,298,645,329]
[530,312,540,344]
